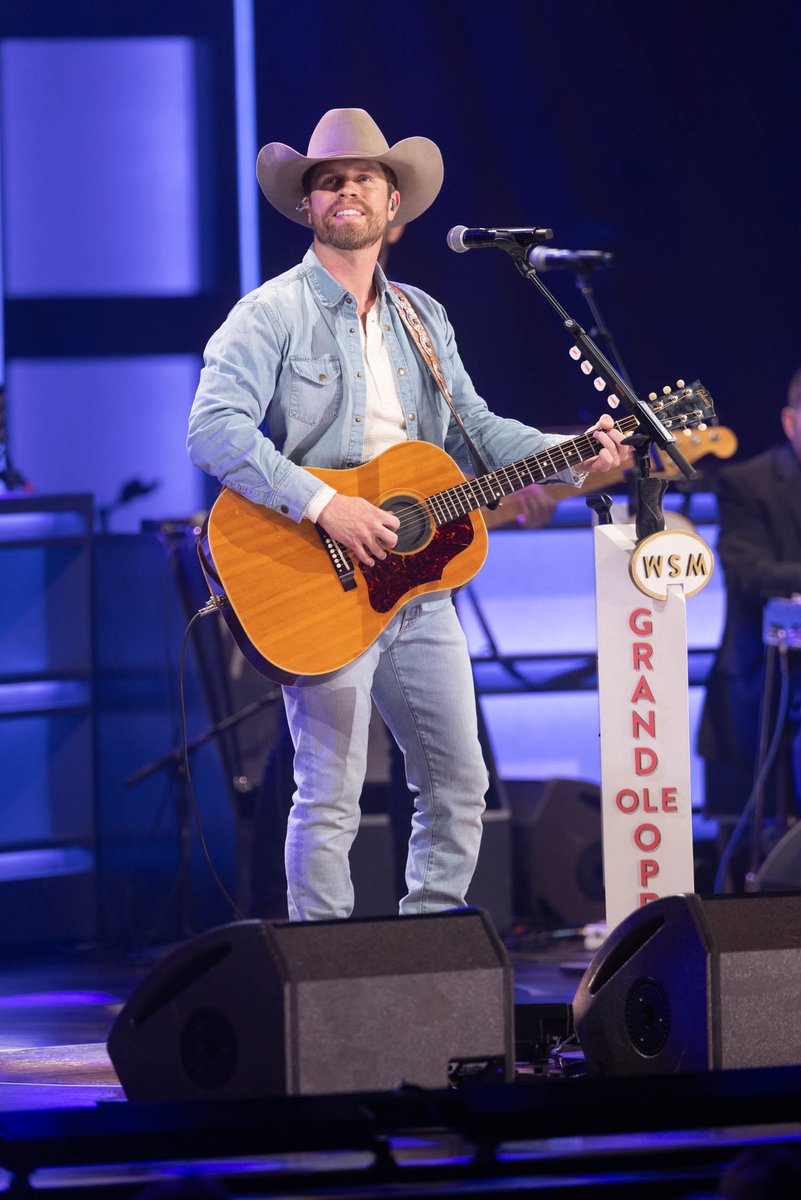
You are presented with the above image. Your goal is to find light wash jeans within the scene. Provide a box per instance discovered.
[282,597,488,920]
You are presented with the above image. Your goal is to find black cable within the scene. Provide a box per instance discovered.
[178,606,244,921]
[714,640,792,893]
[123,773,178,949]
[131,542,194,946]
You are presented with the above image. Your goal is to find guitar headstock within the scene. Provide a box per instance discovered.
[645,379,717,433]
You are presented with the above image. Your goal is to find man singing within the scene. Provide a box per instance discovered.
[187,108,627,921]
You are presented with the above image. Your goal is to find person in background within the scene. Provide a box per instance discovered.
[698,367,801,884]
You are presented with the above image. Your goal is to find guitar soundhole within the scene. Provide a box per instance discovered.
[380,494,432,553]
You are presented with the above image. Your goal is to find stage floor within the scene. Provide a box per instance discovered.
[0,932,584,1112]
[0,934,798,1199]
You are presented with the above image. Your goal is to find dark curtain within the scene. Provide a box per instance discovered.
[255,0,801,454]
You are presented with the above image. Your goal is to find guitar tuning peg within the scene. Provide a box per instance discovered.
[593,377,606,391]
[648,392,658,401]
[662,385,672,396]
[608,394,620,408]
[676,378,686,389]
[569,347,581,361]
[581,361,592,375]
[697,422,707,431]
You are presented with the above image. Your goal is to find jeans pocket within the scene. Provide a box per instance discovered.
[401,603,423,629]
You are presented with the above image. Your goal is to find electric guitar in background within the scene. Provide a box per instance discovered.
[202,381,716,683]
[483,422,737,529]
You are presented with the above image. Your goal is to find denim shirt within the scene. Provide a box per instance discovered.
[187,246,573,521]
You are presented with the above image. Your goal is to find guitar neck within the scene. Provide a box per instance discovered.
[428,414,640,524]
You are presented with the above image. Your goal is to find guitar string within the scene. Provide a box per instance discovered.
[373,396,708,541]
[320,388,708,557]
[375,420,637,540]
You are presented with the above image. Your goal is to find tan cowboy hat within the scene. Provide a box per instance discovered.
[257,108,444,227]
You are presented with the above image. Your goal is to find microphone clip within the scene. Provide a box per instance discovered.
[487,227,553,252]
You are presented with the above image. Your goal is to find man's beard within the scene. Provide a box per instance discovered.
[311,206,386,251]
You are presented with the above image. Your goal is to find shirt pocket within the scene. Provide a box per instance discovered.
[288,355,343,426]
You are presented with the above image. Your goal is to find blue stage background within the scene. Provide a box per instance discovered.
[0,0,798,943]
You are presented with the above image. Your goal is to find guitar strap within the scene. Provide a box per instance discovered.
[389,284,495,484]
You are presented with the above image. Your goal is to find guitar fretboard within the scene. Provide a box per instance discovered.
[426,414,640,526]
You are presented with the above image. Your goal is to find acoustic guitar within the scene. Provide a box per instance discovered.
[203,380,715,683]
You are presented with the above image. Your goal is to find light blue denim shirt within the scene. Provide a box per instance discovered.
[187,246,574,521]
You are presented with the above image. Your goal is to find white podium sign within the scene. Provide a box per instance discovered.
[594,524,711,933]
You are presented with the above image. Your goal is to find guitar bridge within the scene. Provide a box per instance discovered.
[315,524,357,592]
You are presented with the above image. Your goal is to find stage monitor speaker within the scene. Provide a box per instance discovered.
[108,909,514,1101]
[755,822,801,892]
[573,893,801,1075]
[506,778,604,927]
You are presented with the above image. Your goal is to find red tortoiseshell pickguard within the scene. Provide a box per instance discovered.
[360,515,474,613]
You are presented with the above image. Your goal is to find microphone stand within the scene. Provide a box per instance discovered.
[571,267,631,387]
[572,267,652,520]
[122,694,280,939]
[508,249,695,540]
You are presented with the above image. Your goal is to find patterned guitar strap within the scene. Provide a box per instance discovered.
[388,283,495,487]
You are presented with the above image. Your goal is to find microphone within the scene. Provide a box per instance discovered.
[446,225,553,253]
[526,246,614,272]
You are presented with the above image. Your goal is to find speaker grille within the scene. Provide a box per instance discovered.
[179,1007,238,1090]
[625,978,671,1057]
